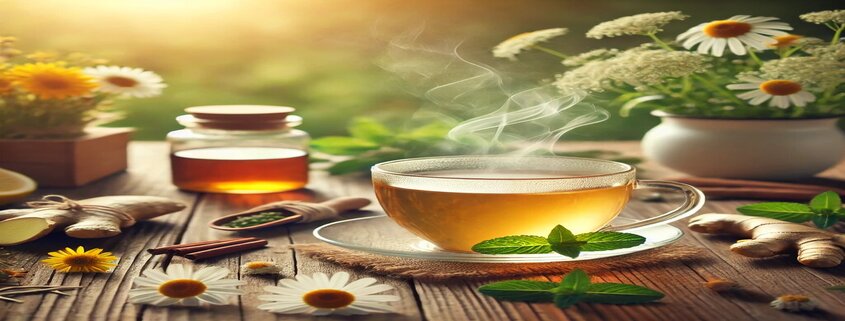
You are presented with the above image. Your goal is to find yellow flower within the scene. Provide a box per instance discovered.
[42,246,117,273]
[769,34,803,48]
[6,63,96,99]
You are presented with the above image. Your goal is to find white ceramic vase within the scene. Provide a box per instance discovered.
[642,112,845,180]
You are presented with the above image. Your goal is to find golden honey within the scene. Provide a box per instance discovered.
[171,147,308,193]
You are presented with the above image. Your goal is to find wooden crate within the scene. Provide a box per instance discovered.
[0,127,133,187]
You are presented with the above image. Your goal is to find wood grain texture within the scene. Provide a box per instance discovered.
[0,141,843,321]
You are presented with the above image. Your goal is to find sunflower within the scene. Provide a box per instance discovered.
[677,16,792,56]
[0,75,12,95]
[128,264,243,306]
[83,65,166,98]
[5,63,96,99]
[42,246,118,273]
[258,272,399,315]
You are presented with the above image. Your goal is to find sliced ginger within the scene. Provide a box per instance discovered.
[689,213,845,268]
[0,168,36,205]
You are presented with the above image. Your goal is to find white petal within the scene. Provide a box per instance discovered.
[142,269,171,282]
[682,33,706,49]
[278,279,310,292]
[166,264,185,278]
[727,83,760,90]
[343,278,378,292]
[206,288,243,295]
[743,17,779,23]
[358,294,401,302]
[729,15,751,21]
[737,90,763,99]
[770,95,790,108]
[753,29,788,36]
[197,292,229,305]
[128,288,158,296]
[128,292,163,303]
[727,38,747,55]
[752,22,793,30]
[677,25,705,40]
[153,297,179,306]
[312,273,331,287]
[788,94,807,107]
[711,38,727,57]
[132,277,162,287]
[749,94,772,105]
[351,284,395,296]
[698,38,715,55]
[181,297,200,306]
[796,91,816,102]
[330,272,351,288]
[205,279,243,287]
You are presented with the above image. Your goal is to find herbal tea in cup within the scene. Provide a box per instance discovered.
[372,156,704,252]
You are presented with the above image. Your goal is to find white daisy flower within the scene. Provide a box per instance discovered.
[677,15,793,56]
[493,28,568,60]
[241,261,284,275]
[258,272,400,315]
[727,76,815,109]
[770,294,818,312]
[84,65,166,98]
[128,264,243,306]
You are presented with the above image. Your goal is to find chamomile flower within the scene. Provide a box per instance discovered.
[128,264,243,306]
[42,246,117,273]
[770,294,818,312]
[83,65,166,98]
[727,76,815,109]
[677,16,792,56]
[241,261,283,275]
[493,28,568,60]
[258,272,400,315]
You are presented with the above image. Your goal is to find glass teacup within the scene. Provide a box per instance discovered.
[372,156,704,252]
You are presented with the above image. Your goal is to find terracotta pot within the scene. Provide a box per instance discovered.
[641,112,845,180]
[0,127,133,187]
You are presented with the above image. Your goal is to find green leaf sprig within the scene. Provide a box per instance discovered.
[737,191,845,228]
[478,269,664,308]
[471,225,645,258]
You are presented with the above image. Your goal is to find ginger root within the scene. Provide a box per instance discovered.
[689,213,845,268]
[0,195,186,245]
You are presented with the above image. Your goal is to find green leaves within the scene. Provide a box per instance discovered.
[479,269,664,309]
[310,136,380,155]
[472,225,645,258]
[736,191,845,229]
[471,236,551,254]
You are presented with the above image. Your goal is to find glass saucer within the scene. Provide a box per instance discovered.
[313,215,683,263]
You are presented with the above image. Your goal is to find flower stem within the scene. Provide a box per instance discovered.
[831,24,844,46]
[532,45,569,59]
[746,48,763,66]
[692,74,745,105]
[647,33,674,51]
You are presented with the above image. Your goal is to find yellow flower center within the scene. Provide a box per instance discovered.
[769,34,802,48]
[778,295,810,302]
[33,73,76,90]
[158,279,207,298]
[63,254,100,267]
[246,262,272,269]
[759,80,802,96]
[703,20,752,38]
[302,289,355,309]
[105,76,139,88]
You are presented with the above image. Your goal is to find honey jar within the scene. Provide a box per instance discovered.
[167,105,309,193]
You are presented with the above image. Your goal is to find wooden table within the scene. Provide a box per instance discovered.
[1,141,844,321]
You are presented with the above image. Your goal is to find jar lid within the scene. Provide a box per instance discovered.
[182,105,299,130]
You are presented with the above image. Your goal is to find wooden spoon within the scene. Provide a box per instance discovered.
[208,197,371,231]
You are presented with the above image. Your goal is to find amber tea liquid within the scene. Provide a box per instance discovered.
[171,147,308,193]
[374,169,634,252]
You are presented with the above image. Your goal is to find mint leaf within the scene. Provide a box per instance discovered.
[348,118,394,143]
[559,269,591,294]
[471,235,551,254]
[827,285,845,292]
[310,136,380,155]
[576,232,646,251]
[736,202,815,222]
[583,283,664,304]
[810,191,842,212]
[478,280,557,302]
[548,225,584,258]
[812,213,839,229]
[554,293,584,308]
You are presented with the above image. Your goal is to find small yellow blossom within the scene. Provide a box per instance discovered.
[5,63,96,99]
[42,246,118,273]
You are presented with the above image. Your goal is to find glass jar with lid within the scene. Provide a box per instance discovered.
[167,105,309,193]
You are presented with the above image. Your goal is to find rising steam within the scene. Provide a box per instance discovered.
[378,28,609,155]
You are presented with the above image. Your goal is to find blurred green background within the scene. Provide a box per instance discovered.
[1,0,840,140]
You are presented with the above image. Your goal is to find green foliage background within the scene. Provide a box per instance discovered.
[0,0,840,140]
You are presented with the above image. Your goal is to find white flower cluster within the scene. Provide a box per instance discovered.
[804,42,845,61]
[555,49,707,92]
[757,56,845,91]
[800,10,845,25]
[493,28,568,60]
[561,48,620,66]
[586,12,687,39]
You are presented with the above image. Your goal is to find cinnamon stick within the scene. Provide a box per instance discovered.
[670,177,845,195]
[171,238,261,255]
[699,187,826,201]
[183,239,268,260]
[147,237,255,255]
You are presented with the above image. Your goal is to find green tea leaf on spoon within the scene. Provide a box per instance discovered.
[477,280,558,301]
[547,225,585,258]
[736,202,815,222]
[811,213,839,229]
[582,283,664,304]
[471,235,551,254]
[576,232,646,251]
[810,191,842,212]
